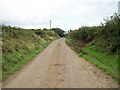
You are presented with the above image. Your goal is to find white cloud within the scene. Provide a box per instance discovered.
[0,0,119,31]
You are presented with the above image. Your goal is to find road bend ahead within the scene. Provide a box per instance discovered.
[3,38,118,88]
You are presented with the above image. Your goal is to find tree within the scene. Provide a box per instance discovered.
[51,28,65,37]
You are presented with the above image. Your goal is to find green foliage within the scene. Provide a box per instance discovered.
[67,30,79,40]
[35,29,59,40]
[2,25,59,80]
[80,43,118,80]
[67,26,95,42]
[78,27,94,41]
[66,37,119,82]
[66,14,119,83]
[66,14,120,53]
[98,14,120,53]
[2,26,41,53]
[2,40,51,80]
[51,28,65,37]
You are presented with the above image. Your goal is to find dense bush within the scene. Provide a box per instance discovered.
[99,14,120,53]
[51,28,65,37]
[66,14,120,53]
[67,26,95,42]
[66,14,120,83]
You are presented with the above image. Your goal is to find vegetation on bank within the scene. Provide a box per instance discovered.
[2,25,59,80]
[80,43,118,79]
[51,28,65,37]
[0,25,2,81]
[66,14,120,82]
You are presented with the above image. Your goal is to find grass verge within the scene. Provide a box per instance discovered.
[2,40,52,81]
[66,39,119,83]
[80,43,118,80]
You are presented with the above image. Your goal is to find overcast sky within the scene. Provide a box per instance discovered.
[0,0,119,31]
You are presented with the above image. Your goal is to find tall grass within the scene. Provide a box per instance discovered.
[2,40,52,80]
[2,25,59,81]
[80,43,118,80]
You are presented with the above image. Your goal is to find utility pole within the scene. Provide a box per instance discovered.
[118,1,120,15]
[50,20,51,29]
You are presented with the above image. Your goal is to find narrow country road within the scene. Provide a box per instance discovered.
[3,39,118,88]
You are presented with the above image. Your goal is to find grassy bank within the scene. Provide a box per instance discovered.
[2,25,59,81]
[80,43,118,80]
[66,38,118,82]
[65,14,119,83]
[2,40,52,80]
